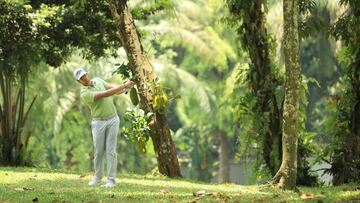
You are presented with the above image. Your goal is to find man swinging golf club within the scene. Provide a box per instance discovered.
[74,67,134,188]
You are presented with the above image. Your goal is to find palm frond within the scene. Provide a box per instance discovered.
[154,62,213,109]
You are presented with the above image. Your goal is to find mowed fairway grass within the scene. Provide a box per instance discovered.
[0,167,359,202]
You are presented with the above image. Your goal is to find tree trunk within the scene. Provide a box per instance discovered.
[236,0,283,175]
[218,132,230,183]
[107,0,181,178]
[271,0,301,190]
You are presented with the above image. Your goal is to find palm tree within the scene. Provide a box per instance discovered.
[142,0,239,182]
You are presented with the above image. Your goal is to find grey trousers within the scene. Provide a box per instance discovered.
[91,115,120,181]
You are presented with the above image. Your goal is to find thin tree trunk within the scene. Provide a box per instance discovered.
[271,0,301,190]
[219,132,230,183]
[107,0,181,177]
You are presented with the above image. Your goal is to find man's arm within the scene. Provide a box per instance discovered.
[94,81,134,100]
[106,84,124,95]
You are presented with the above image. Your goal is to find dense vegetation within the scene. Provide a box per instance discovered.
[0,0,359,194]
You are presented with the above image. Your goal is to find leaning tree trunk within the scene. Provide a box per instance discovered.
[271,0,301,190]
[218,131,230,183]
[107,0,181,178]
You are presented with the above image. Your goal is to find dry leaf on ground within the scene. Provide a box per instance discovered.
[160,189,171,195]
[300,193,319,199]
[193,190,206,197]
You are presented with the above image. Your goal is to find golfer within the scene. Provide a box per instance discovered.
[74,67,134,188]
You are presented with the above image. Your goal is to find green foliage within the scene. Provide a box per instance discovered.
[145,0,240,179]
[326,0,360,184]
[130,87,140,106]
[0,0,124,166]
[225,0,285,181]
[131,0,174,20]
[297,76,321,186]
[174,125,216,182]
[113,62,132,80]
[322,47,360,183]
[0,1,47,165]
[123,107,153,154]
[55,110,92,170]
[28,0,122,65]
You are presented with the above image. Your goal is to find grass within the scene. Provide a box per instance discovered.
[0,167,359,203]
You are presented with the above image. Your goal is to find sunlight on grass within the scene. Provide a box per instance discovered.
[0,167,359,203]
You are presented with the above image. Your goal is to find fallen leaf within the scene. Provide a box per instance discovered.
[160,189,171,195]
[188,197,203,203]
[193,190,206,197]
[300,193,319,199]
[32,197,39,202]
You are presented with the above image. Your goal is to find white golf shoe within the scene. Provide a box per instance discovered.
[101,179,116,188]
[88,178,102,186]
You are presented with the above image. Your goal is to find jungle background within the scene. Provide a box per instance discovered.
[0,0,359,190]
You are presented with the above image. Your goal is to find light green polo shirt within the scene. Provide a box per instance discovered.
[80,77,117,119]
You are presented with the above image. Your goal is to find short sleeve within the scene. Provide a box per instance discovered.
[81,89,95,104]
[96,78,109,89]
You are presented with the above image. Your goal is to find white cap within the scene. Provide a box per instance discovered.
[73,68,87,80]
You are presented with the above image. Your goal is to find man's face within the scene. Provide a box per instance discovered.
[78,73,90,86]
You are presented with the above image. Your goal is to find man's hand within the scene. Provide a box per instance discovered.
[124,81,135,89]
[94,81,135,100]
